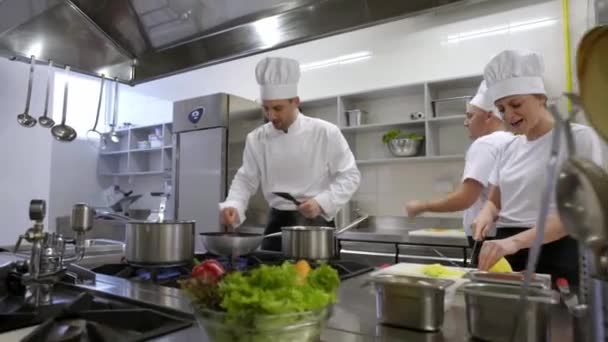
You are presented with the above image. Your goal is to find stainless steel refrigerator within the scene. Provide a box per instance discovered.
[172,93,268,252]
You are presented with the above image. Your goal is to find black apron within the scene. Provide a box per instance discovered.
[478,227,579,286]
[261,208,335,251]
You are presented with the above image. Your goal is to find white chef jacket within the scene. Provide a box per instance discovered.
[461,131,515,236]
[219,112,361,226]
[490,123,604,228]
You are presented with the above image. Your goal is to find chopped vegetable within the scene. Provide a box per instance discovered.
[183,262,339,342]
[179,277,222,310]
[489,257,513,273]
[421,264,465,278]
[382,129,424,144]
[295,260,311,283]
[218,262,339,316]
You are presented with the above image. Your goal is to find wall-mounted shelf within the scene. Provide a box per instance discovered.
[340,120,425,133]
[427,115,466,123]
[300,75,481,163]
[98,122,173,177]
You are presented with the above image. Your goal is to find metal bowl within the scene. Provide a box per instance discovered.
[387,138,423,157]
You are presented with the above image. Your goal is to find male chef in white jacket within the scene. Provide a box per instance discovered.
[219,56,361,251]
[405,81,514,263]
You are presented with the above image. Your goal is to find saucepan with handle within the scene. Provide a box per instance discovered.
[281,213,369,261]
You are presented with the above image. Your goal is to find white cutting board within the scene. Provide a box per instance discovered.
[371,262,473,279]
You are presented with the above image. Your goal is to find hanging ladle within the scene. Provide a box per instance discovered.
[108,78,120,143]
[17,56,38,127]
[87,75,106,148]
[38,59,55,128]
[51,65,77,142]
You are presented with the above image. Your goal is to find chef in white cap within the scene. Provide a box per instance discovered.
[473,50,604,284]
[219,57,361,251]
[405,81,514,263]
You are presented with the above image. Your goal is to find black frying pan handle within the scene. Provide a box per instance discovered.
[273,192,301,206]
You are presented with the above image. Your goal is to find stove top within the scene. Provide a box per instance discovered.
[92,251,374,288]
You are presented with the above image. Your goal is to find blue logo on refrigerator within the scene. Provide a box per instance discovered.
[188,107,205,124]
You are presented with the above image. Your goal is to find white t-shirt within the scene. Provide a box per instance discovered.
[462,131,515,235]
[490,123,604,228]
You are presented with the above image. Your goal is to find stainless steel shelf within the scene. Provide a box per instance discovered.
[427,115,466,122]
[341,120,425,133]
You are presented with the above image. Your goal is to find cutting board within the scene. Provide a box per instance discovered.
[370,262,474,280]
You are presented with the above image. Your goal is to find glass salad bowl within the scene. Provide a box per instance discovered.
[193,304,331,342]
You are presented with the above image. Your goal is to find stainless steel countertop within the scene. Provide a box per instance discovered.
[70,271,573,341]
[339,231,469,247]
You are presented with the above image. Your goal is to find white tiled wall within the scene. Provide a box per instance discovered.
[0,58,53,245]
[355,161,466,217]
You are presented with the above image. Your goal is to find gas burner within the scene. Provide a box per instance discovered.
[196,251,374,281]
[92,252,374,289]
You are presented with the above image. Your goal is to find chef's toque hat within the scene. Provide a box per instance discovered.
[484,49,546,104]
[255,57,300,100]
[469,80,502,120]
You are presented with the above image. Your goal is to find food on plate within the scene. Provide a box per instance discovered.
[488,257,513,273]
[421,264,465,278]
[180,261,340,342]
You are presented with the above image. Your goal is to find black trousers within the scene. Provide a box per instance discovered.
[468,227,579,286]
[261,208,335,252]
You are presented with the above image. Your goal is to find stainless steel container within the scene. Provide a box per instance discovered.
[371,274,454,331]
[467,271,552,289]
[345,109,366,127]
[387,138,422,157]
[281,226,335,260]
[463,283,559,342]
[125,221,195,267]
[281,215,368,260]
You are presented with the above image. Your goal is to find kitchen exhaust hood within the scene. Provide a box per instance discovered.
[0,0,472,85]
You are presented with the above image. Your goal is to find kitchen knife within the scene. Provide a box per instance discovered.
[469,239,481,268]
[273,192,301,206]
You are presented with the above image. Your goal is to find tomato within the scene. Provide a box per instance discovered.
[192,260,225,281]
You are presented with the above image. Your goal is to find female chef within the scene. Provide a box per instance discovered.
[473,49,604,284]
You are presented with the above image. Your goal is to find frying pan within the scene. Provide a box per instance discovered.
[199,231,281,257]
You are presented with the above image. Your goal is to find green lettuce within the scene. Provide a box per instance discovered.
[218,262,339,316]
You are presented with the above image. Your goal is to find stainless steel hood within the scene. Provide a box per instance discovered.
[0,0,473,85]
